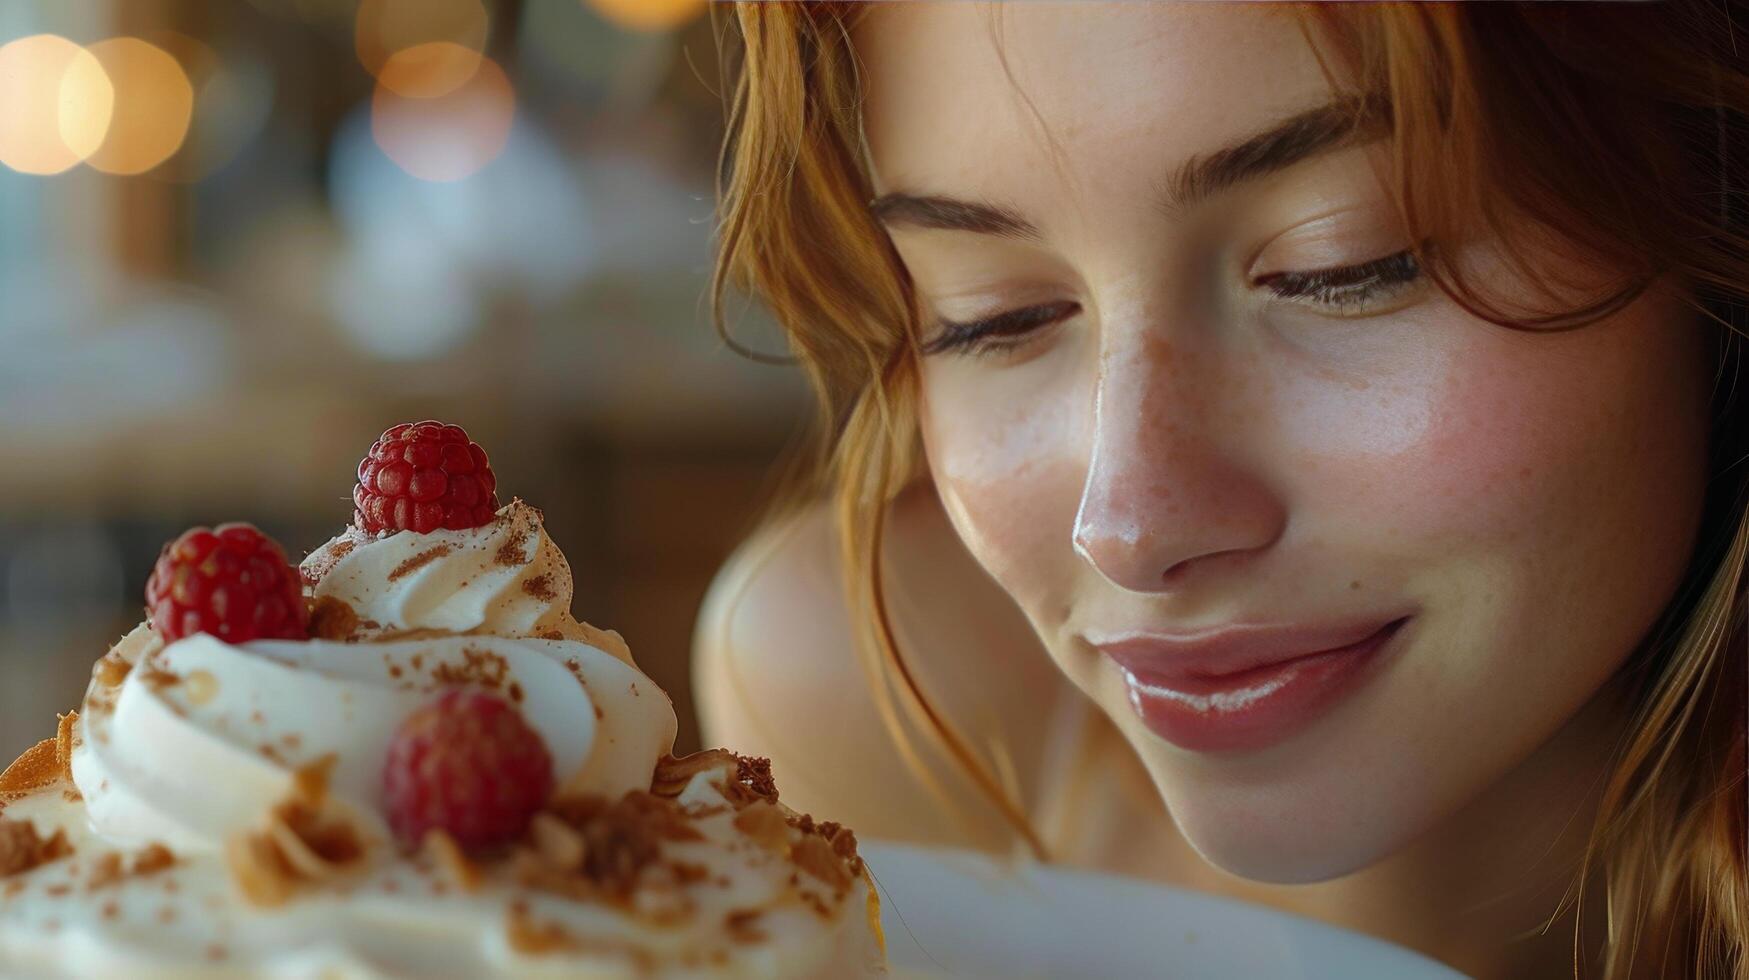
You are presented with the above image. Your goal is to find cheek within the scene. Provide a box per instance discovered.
[1280,354,1549,539]
[918,366,1089,611]
[1275,299,1710,757]
[1283,312,1705,562]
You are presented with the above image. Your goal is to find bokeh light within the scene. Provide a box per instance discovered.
[375,40,483,99]
[151,31,275,181]
[0,35,114,176]
[84,38,195,176]
[371,54,515,182]
[584,0,707,33]
[355,0,488,81]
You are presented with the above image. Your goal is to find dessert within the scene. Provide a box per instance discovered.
[0,421,886,979]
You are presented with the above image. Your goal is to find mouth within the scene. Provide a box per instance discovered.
[1094,615,1412,754]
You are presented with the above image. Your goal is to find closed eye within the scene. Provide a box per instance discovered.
[921,247,1426,359]
[921,300,1080,357]
[1255,247,1423,315]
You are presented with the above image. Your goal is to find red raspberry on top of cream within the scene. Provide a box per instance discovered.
[354,420,500,535]
[145,523,308,643]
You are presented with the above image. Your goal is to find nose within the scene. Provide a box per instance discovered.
[1071,336,1287,594]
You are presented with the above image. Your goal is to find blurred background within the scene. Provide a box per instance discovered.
[0,0,810,760]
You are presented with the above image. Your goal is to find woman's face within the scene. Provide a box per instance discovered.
[857,3,1711,882]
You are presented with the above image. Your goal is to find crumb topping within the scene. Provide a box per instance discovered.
[226,755,366,907]
[0,819,72,878]
[528,812,585,873]
[651,749,777,806]
[502,790,710,926]
[730,803,789,853]
[431,646,511,691]
[0,711,80,804]
[423,829,480,892]
[307,596,362,641]
[0,742,59,801]
[725,908,767,944]
[506,899,579,954]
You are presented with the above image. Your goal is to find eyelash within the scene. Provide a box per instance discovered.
[923,248,1424,358]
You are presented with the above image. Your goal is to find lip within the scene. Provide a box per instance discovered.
[1093,615,1412,754]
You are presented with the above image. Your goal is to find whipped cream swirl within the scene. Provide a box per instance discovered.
[71,625,676,854]
[6,493,883,980]
[301,500,597,647]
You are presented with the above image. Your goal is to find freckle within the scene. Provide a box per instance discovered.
[1349,580,1361,590]
[1518,466,1532,478]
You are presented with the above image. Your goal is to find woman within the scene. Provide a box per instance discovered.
[694,4,1749,977]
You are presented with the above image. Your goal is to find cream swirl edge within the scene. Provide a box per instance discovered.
[71,624,677,854]
[300,500,623,655]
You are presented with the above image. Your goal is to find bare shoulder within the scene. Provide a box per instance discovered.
[693,484,1063,850]
[692,500,854,775]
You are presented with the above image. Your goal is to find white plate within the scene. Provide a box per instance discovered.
[861,841,1471,979]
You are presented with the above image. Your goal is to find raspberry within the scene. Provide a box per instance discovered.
[353,420,499,535]
[145,524,309,644]
[381,689,554,850]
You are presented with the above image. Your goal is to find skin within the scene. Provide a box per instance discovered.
[844,3,1712,975]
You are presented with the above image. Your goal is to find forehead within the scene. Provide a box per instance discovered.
[855,3,1341,202]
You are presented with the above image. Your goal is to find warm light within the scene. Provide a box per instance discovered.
[150,30,275,182]
[355,0,487,79]
[375,40,482,99]
[0,35,114,175]
[585,0,706,33]
[371,54,514,182]
[84,38,194,176]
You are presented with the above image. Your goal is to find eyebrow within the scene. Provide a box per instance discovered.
[868,95,1389,239]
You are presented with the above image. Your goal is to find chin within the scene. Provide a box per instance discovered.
[1164,794,1386,885]
[1119,719,1428,886]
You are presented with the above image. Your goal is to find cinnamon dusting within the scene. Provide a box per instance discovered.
[300,537,357,588]
[521,575,556,602]
[494,532,531,567]
[388,545,453,582]
[132,844,175,876]
[88,852,124,890]
[137,664,180,690]
[95,656,131,688]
